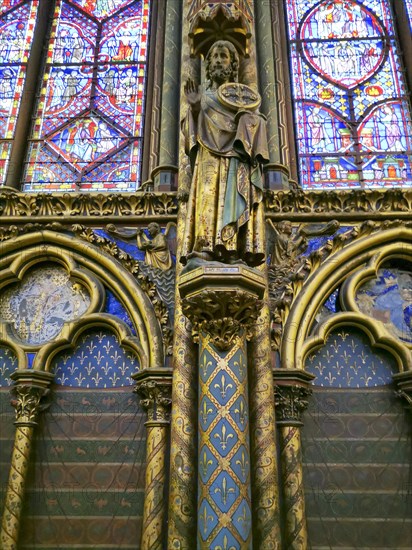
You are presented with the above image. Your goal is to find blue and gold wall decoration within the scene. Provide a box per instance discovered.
[52,329,140,388]
[0,346,17,387]
[306,328,397,387]
[198,334,252,549]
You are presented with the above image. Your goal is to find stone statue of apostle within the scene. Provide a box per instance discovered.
[180,40,269,267]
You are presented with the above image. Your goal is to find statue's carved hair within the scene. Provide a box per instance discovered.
[205,40,239,84]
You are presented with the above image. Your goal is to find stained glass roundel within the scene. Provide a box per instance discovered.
[300,1,387,89]
[0,266,91,345]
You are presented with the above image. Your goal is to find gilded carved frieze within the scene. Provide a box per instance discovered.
[0,192,177,219]
[266,189,412,219]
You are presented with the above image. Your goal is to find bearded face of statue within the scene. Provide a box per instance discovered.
[208,46,233,85]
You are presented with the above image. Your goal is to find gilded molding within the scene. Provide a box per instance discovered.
[0,191,177,220]
[266,189,412,220]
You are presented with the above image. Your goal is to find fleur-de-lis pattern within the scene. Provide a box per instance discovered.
[306,329,397,387]
[0,346,18,387]
[52,330,140,387]
[198,338,252,548]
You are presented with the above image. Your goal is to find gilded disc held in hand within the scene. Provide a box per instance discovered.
[217,82,261,111]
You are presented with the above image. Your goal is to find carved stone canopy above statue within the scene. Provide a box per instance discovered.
[188,2,252,58]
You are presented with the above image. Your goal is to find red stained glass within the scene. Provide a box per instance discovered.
[24,0,150,192]
[286,0,412,188]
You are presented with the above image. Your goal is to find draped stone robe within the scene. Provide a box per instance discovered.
[181,87,269,266]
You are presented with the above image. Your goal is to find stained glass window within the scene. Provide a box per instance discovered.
[405,0,412,27]
[23,0,150,191]
[0,0,38,185]
[286,0,412,188]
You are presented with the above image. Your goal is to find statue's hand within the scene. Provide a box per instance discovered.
[184,78,201,112]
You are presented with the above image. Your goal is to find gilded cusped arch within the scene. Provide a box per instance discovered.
[0,227,172,549]
[282,225,412,373]
[0,229,164,369]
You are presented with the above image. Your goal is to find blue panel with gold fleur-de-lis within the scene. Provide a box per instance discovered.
[305,328,397,387]
[52,329,140,388]
[198,333,252,549]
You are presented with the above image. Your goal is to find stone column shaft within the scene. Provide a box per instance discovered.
[1,370,54,550]
[198,331,252,549]
[274,371,314,550]
[134,370,172,550]
[178,265,266,550]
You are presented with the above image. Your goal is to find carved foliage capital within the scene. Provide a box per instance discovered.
[11,385,50,426]
[275,385,312,426]
[134,379,172,422]
[182,289,263,351]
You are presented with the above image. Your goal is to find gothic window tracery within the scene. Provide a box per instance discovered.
[285,0,412,188]
[0,0,150,191]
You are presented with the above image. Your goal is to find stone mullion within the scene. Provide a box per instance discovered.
[254,0,290,189]
[133,370,172,550]
[274,373,314,550]
[0,370,54,550]
[197,332,252,549]
[153,0,182,190]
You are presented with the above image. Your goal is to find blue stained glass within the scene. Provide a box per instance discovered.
[0,0,38,185]
[405,0,412,29]
[286,0,412,188]
[24,0,150,192]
